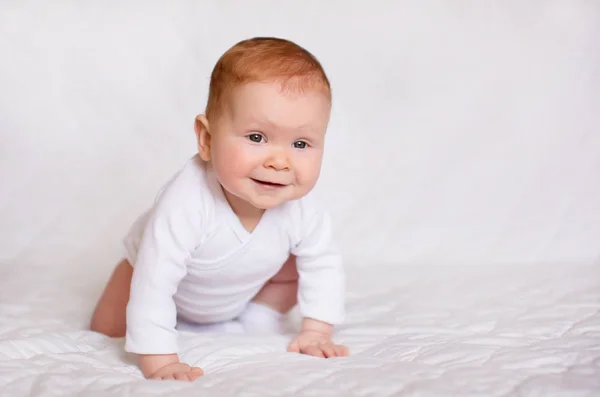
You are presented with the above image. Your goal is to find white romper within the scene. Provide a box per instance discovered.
[123,155,345,354]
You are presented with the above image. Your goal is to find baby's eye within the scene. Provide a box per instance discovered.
[248,133,264,143]
[293,141,308,149]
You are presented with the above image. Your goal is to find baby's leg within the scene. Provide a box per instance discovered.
[252,254,298,312]
[90,259,132,337]
[90,256,299,337]
[239,255,298,334]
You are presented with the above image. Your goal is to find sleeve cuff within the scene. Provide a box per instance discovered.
[299,300,345,326]
[124,327,179,355]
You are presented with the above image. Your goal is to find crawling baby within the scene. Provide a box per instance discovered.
[90,37,348,381]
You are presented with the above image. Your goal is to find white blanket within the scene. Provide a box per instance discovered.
[1,262,599,396]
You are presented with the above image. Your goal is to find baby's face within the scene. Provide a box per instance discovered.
[210,81,331,212]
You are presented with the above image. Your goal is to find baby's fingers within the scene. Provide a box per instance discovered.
[287,340,300,353]
[189,367,204,380]
[173,372,190,381]
[302,345,325,358]
[321,343,349,358]
[150,372,173,381]
[335,344,349,357]
[321,343,338,358]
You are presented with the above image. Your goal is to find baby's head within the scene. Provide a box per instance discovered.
[194,37,331,215]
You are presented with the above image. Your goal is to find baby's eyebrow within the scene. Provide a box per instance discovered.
[249,117,316,133]
[293,123,314,131]
[244,117,275,129]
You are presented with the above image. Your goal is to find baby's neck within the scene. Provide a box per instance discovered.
[221,187,265,233]
[237,211,264,233]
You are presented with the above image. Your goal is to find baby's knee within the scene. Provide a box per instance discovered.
[89,259,132,338]
[90,317,126,338]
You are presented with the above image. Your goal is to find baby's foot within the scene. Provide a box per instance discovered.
[238,302,286,334]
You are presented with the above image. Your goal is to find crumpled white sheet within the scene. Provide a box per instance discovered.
[1,262,599,397]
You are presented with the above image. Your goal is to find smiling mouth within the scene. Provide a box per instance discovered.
[251,178,287,188]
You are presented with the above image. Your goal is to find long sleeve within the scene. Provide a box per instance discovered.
[124,180,206,355]
[291,206,345,325]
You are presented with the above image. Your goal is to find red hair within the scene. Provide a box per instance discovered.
[205,37,331,121]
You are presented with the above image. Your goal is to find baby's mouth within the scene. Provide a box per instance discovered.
[251,178,287,188]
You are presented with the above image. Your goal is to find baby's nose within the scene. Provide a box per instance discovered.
[264,150,290,171]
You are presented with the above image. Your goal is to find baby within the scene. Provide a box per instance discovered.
[90,37,348,381]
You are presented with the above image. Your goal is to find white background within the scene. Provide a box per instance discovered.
[1,1,599,283]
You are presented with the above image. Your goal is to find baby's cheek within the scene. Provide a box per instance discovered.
[220,144,251,175]
[296,158,321,190]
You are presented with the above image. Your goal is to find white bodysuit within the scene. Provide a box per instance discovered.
[123,155,345,354]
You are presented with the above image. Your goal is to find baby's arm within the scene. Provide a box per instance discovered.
[125,181,206,380]
[290,203,348,357]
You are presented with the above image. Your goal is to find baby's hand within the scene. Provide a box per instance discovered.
[149,362,204,381]
[288,330,349,358]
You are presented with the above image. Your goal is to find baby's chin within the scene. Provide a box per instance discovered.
[249,192,308,209]
[247,192,302,209]
[248,197,287,210]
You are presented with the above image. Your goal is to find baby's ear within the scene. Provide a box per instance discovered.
[195,115,211,161]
